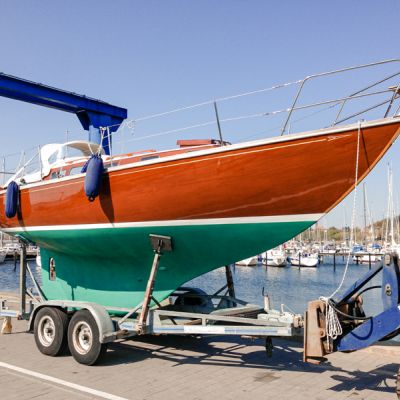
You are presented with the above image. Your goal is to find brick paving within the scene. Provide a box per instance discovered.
[0,319,398,400]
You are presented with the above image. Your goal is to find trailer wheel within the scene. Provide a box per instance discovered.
[34,307,69,356]
[68,310,107,365]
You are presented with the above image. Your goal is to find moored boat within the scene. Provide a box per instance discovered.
[263,248,287,267]
[289,251,319,267]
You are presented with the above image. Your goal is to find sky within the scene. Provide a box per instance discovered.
[0,1,400,228]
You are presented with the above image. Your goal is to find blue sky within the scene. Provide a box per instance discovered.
[0,1,400,228]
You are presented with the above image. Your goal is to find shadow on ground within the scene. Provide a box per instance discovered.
[99,334,398,396]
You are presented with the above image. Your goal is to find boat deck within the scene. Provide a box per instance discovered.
[0,316,398,399]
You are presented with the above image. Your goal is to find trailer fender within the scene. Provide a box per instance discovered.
[28,301,115,344]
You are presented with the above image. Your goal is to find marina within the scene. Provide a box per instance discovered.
[1,3,400,399]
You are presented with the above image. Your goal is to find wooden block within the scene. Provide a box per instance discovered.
[303,300,328,363]
[1,317,12,334]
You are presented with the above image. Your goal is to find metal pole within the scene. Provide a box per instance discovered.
[136,244,163,333]
[281,79,306,135]
[107,127,113,167]
[1,157,5,186]
[384,82,400,118]
[363,183,367,245]
[213,101,225,145]
[13,250,17,271]
[38,145,42,180]
[19,243,27,316]
[225,265,236,306]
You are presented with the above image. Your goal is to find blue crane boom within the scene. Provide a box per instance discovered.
[0,72,128,155]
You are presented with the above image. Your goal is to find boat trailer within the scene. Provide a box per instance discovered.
[0,234,302,365]
[2,235,399,395]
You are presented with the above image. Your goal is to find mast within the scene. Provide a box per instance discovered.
[363,183,367,245]
[385,164,396,248]
[390,167,395,247]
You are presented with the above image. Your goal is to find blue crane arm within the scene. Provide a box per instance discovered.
[0,72,128,155]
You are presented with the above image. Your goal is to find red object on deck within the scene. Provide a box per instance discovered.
[177,139,222,148]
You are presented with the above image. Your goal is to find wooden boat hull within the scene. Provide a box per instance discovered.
[1,118,399,309]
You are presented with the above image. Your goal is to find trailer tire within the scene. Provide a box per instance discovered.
[34,307,69,356]
[68,310,107,365]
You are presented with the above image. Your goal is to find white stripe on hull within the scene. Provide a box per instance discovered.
[2,213,323,233]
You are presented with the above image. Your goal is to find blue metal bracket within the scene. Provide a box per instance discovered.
[337,305,400,351]
[334,254,400,352]
[0,73,128,154]
[336,263,383,305]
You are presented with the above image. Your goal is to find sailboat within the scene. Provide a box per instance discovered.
[263,247,287,267]
[384,165,400,255]
[0,61,400,310]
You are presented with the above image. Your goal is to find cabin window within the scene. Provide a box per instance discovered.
[69,166,83,176]
[48,153,58,164]
[50,170,66,179]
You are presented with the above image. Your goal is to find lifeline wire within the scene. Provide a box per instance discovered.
[103,79,303,129]
[320,120,362,348]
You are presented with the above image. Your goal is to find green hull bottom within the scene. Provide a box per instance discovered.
[20,221,315,311]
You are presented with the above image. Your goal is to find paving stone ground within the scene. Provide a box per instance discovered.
[0,319,398,400]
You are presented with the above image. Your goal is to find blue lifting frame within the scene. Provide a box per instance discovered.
[304,253,400,365]
[334,254,400,351]
[0,72,127,155]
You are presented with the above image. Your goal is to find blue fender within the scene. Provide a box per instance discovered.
[5,181,19,218]
[83,155,104,201]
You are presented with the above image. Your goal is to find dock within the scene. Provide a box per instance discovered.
[0,316,398,400]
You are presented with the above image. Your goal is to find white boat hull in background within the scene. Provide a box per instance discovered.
[289,254,319,267]
[263,249,287,267]
[236,256,258,266]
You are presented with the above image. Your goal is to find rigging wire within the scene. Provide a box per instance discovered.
[320,120,362,349]
[101,78,303,130]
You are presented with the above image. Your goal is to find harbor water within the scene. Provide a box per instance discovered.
[190,256,385,317]
[0,256,386,318]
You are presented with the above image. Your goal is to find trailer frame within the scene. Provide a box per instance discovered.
[0,235,303,365]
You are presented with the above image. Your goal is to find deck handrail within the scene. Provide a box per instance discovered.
[280,58,400,135]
